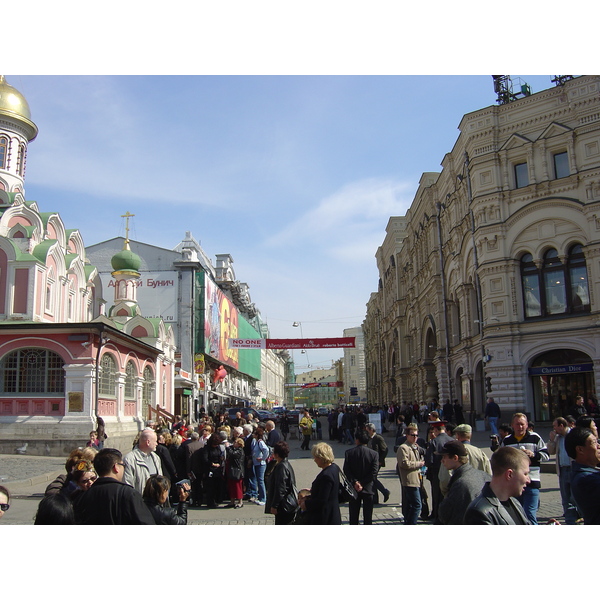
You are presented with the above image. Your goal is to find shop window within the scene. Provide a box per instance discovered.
[521,244,590,319]
[514,162,529,188]
[0,348,65,394]
[99,354,117,397]
[521,253,542,317]
[568,244,590,312]
[553,151,569,179]
[543,248,567,314]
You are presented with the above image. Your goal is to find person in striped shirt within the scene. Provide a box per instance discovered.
[500,412,549,524]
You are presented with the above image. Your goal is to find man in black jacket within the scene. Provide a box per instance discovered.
[75,448,155,525]
[366,422,390,504]
[425,421,453,522]
[343,430,380,525]
[463,446,531,525]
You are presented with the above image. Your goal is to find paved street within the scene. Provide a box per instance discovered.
[0,421,567,525]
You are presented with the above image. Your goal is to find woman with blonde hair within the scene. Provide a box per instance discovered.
[302,442,341,525]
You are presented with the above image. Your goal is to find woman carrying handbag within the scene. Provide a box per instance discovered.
[265,441,298,524]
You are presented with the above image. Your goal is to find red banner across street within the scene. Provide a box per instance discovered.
[229,337,355,350]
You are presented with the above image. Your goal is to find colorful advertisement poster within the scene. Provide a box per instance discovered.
[204,277,239,370]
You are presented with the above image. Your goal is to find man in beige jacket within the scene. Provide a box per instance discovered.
[397,424,425,524]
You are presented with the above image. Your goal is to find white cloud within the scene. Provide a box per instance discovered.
[264,177,414,262]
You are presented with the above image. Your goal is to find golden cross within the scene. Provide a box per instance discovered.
[121,211,135,242]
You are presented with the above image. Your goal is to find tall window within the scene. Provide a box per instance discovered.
[0,136,8,170]
[543,248,568,314]
[514,162,529,188]
[521,253,542,317]
[99,354,117,397]
[16,143,25,176]
[553,151,569,179]
[568,244,590,312]
[124,361,136,400]
[142,366,153,407]
[0,348,65,394]
[521,245,590,318]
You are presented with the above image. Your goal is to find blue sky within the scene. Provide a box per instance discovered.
[4,1,594,567]
[8,74,563,371]
[4,2,592,372]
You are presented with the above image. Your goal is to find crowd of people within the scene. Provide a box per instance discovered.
[393,396,600,525]
[2,395,599,526]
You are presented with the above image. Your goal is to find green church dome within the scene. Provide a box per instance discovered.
[111,246,141,274]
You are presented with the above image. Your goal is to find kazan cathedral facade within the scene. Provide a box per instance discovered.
[0,76,175,455]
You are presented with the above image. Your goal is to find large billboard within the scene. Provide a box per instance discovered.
[202,274,261,380]
[204,276,239,369]
[99,271,178,324]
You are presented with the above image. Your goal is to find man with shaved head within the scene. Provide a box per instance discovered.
[124,428,163,495]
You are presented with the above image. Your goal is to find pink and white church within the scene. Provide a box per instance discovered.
[0,76,175,455]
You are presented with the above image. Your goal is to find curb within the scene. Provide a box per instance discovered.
[2,470,63,493]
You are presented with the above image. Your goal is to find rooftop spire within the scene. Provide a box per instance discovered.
[121,211,135,250]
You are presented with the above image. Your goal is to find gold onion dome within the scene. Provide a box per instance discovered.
[0,75,38,141]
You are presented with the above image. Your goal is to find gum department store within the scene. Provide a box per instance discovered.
[364,75,600,425]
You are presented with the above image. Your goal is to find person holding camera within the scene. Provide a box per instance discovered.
[143,474,190,525]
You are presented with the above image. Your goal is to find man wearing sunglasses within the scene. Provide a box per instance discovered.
[397,424,425,524]
[0,485,9,519]
[75,448,155,525]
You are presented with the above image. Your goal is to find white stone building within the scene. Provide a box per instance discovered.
[364,75,600,423]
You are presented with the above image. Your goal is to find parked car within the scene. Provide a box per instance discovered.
[257,409,278,423]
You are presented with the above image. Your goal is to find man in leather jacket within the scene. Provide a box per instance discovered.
[463,446,531,525]
[75,448,155,525]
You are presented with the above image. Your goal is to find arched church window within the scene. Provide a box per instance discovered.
[142,366,154,419]
[0,348,65,394]
[99,354,117,397]
[124,361,136,399]
[0,136,8,169]
[16,143,25,176]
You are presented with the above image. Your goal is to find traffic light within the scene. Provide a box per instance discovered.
[485,377,492,393]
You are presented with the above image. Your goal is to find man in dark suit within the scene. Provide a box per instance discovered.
[343,430,380,525]
[366,422,390,504]
[425,421,453,522]
[265,420,281,448]
[185,431,204,506]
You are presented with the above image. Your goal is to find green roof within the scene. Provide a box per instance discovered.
[31,239,58,263]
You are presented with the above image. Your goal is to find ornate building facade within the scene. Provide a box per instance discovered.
[0,76,175,455]
[343,326,366,403]
[364,75,600,423]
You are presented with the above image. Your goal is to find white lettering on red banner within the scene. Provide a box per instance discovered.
[228,338,355,350]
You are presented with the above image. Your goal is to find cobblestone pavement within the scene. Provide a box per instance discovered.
[0,455,65,484]
[0,422,573,525]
